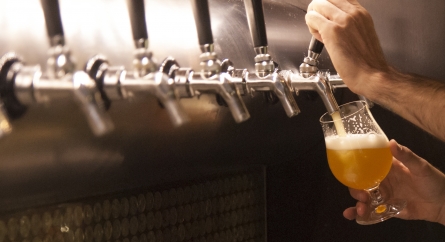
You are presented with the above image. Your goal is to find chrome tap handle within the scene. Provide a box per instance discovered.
[73,71,114,136]
[40,0,64,46]
[243,0,268,48]
[190,0,214,46]
[126,0,148,47]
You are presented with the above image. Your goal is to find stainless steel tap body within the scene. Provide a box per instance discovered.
[229,68,300,117]
[87,57,189,128]
[286,72,343,114]
[5,53,114,136]
[172,67,250,123]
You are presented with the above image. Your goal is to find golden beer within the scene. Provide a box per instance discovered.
[325,134,392,190]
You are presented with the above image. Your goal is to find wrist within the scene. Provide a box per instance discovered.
[357,66,401,105]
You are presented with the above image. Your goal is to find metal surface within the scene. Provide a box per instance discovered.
[0,0,445,231]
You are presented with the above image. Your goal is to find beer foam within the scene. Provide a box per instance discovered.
[325,133,389,150]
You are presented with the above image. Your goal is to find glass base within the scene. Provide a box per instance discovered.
[356,198,407,225]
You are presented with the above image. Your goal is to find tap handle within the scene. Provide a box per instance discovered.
[40,0,64,42]
[243,0,268,47]
[309,36,324,55]
[190,0,214,46]
[126,0,149,43]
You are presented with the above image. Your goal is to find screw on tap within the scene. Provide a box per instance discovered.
[0,0,115,136]
[187,0,250,123]
[240,0,300,117]
[84,0,189,128]
[46,36,75,79]
[298,36,374,109]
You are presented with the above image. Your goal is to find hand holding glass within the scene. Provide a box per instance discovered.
[320,101,406,225]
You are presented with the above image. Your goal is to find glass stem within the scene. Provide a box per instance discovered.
[366,184,384,206]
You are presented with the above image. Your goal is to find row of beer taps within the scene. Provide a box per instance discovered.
[0,0,370,138]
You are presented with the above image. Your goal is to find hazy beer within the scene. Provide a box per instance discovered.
[325,134,392,190]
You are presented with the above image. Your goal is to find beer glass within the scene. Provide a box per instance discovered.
[320,101,406,225]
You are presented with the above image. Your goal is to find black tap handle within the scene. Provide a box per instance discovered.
[309,36,324,54]
[190,0,213,46]
[126,0,149,41]
[244,0,268,47]
[40,0,64,38]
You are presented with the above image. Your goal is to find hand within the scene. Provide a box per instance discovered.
[305,0,390,96]
[344,140,445,225]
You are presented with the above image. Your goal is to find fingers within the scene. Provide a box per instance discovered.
[343,207,356,220]
[349,188,369,202]
[308,0,346,22]
[345,189,370,221]
[326,0,361,15]
[343,201,368,220]
[305,10,327,42]
[389,139,428,176]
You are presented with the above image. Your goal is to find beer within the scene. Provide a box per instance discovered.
[325,134,392,190]
[330,111,347,136]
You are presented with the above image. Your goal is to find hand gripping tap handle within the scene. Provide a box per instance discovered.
[309,36,324,55]
[243,0,268,48]
[126,0,149,43]
[308,37,374,107]
[190,0,214,46]
[40,0,64,44]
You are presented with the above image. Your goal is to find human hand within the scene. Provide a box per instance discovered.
[305,0,390,96]
[343,139,445,225]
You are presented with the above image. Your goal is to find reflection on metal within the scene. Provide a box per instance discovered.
[0,0,339,214]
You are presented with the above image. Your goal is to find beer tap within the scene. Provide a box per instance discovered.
[0,0,114,136]
[229,0,300,118]
[86,0,189,127]
[41,0,75,79]
[298,37,373,111]
[161,0,250,123]
[126,0,157,78]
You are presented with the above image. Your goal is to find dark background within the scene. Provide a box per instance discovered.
[0,0,445,241]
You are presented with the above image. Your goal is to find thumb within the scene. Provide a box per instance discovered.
[389,139,427,176]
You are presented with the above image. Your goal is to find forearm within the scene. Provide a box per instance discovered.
[362,67,445,142]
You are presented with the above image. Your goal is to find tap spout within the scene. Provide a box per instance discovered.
[286,71,339,114]
[12,65,115,136]
[231,68,300,117]
[121,72,190,127]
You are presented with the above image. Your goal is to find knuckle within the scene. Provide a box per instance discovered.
[329,23,343,34]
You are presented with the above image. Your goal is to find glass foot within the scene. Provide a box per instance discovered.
[356,198,407,225]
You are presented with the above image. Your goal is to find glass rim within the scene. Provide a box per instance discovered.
[319,100,368,124]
